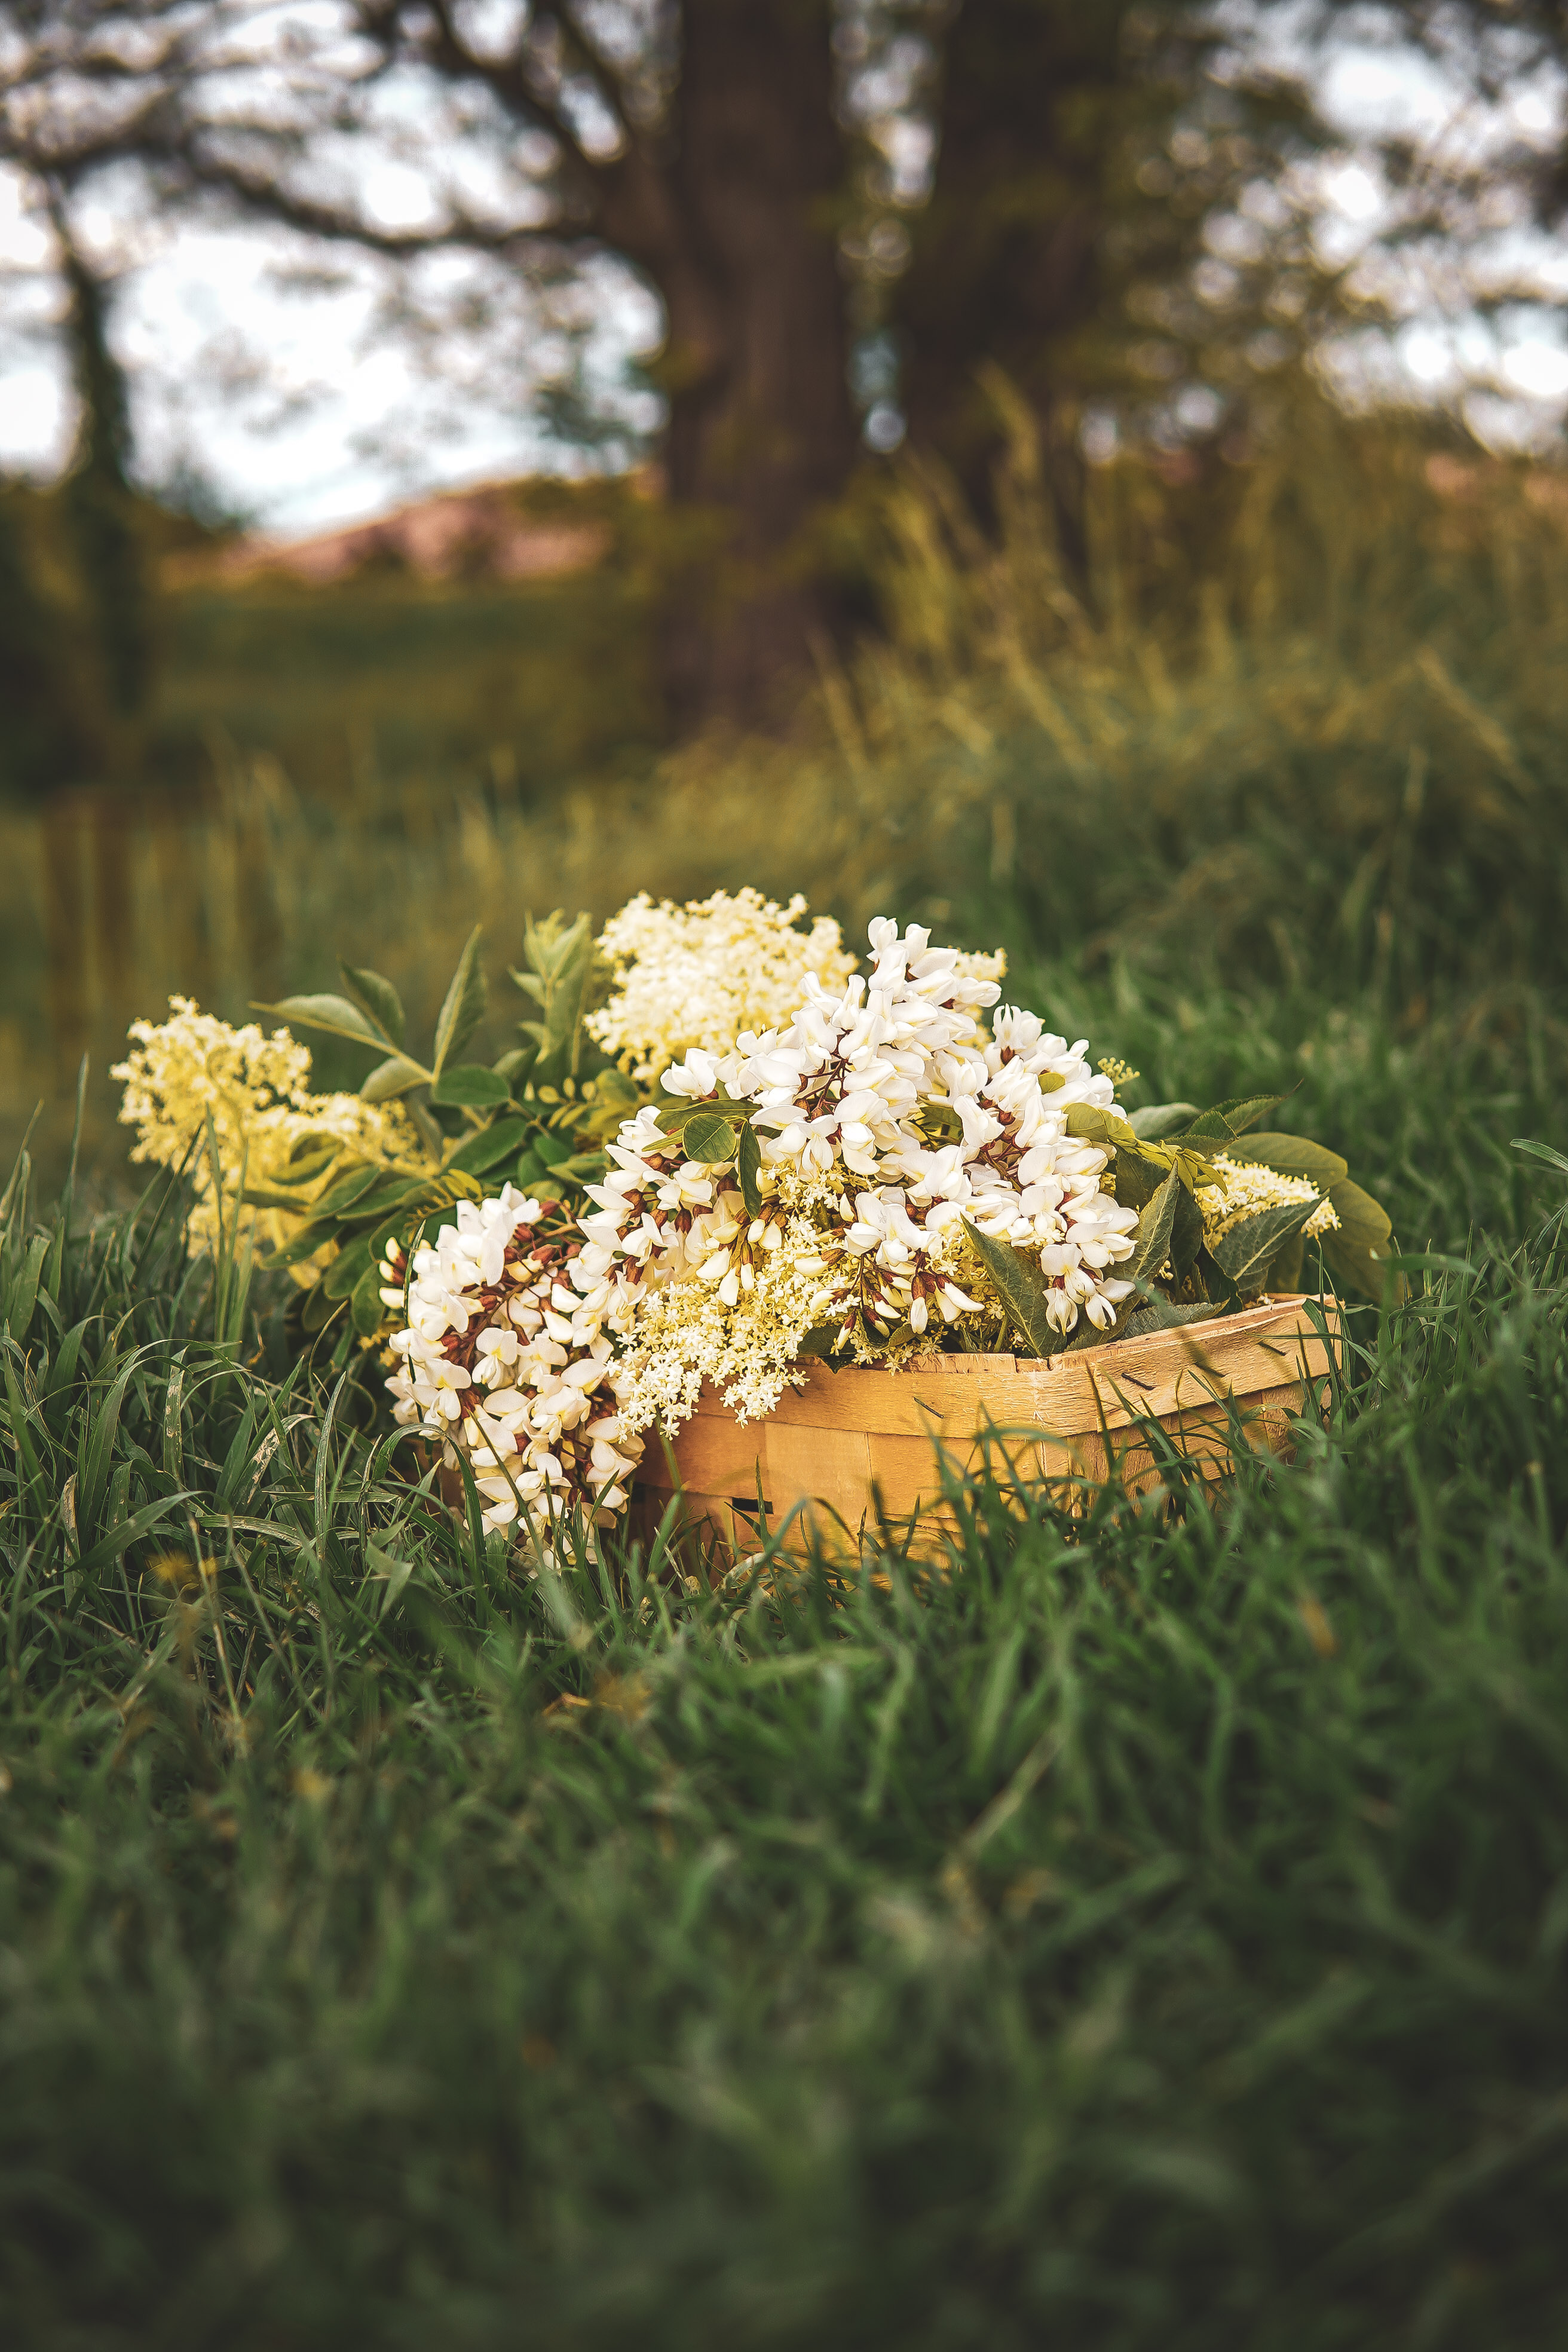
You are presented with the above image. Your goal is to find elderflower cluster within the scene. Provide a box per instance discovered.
[385,1186,641,1540]
[586,887,860,1081]
[575,918,1140,1442]
[112,997,416,1263]
[1202,1153,1340,1244]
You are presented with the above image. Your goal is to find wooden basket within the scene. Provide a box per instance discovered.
[632,1294,1342,1557]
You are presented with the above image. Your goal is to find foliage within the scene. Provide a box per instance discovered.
[3,974,1568,2341]
[222,917,634,1364]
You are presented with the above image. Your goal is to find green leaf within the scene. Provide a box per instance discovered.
[262,1220,336,1269]
[683,1111,740,1165]
[1319,1177,1400,1304]
[1328,1175,1393,1253]
[431,926,486,1080]
[1513,1137,1568,1178]
[533,1131,572,1168]
[321,1232,374,1301]
[737,1122,762,1219]
[1171,1181,1205,1280]
[512,911,596,1079]
[961,1218,1063,1360]
[1112,1150,1166,1213]
[1129,1169,1183,1286]
[1122,1299,1227,1338]
[1128,1102,1201,1140]
[252,993,382,1049]
[1064,1103,1141,1152]
[4,1232,49,1338]
[315,1166,383,1217]
[338,964,406,1048]
[1212,1200,1315,1296]
[1231,1134,1349,1185]
[431,1064,512,1108]
[240,1183,322,1212]
[351,1261,387,1337]
[448,1116,532,1177]
[795,1324,843,1363]
[301,1282,342,1335]
[270,1146,345,1187]
[513,1151,545,1191]
[652,1088,756,1131]
[1179,1094,1285,1143]
[1264,1230,1307,1295]
[361,1056,427,1104]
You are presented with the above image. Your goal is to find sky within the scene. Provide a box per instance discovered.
[1,2,1566,536]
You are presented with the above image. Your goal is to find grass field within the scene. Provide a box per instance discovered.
[4,953,1568,2346]
[5,406,1568,2344]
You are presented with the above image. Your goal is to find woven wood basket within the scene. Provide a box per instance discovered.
[632,1294,1342,1557]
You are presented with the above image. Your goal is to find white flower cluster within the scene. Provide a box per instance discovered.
[385,1185,639,1540]
[585,886,859,1082]
[573,918,1140,1441]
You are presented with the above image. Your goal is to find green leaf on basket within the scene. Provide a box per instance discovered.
[1113,1150,1166,1212]
[1264,1229,1307,1295]
[360,1056,426,1104]
[432,926,486,1080]
[338,964,406,1049]
[1122,1298,1227,1338]
[1180,1093,1287,1143]
[431,1064,511,1108]
[1128,1102,1201,1140]
[1318,1177,1401,1304]
[737,1120,762,1220]
[683,1111,741,1165]
[1212,1199,1315,1296]
[1230,1133,1349,1186]
[962,1218,1064,1360]
[1129,1168,1183,1287]
[1064,1102,1141,1152]
[1171,1180,1205,1279]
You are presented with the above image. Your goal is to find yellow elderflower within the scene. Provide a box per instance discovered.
[618,1200,837,1434]
[1202,1153,1340,1246]
[112,997,421,1269]
[586,887,859,1081]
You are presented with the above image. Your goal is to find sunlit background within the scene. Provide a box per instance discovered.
[5,0,1568,1183]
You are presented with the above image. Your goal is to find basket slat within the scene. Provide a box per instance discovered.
[632,1296,1341,1555]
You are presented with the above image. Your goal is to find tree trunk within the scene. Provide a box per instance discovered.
[896,1,1133,563]
[651,0,860,727]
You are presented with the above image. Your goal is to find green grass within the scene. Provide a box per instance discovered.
[160,569,662,804]
[5,964,1568,2347]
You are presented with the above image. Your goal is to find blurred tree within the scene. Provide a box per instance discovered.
[889,0,1568,560]
[134,0,862,727]
[48,191,160,748]
[887,4,1312,558]
[0,3,173,791]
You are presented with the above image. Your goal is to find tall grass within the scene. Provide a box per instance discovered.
[7,394,1567,1183]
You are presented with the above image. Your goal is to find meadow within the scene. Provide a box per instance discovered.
[4,403,1568,2344]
